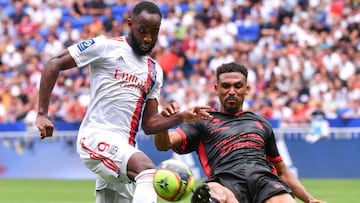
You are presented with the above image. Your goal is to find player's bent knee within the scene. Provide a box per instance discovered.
[207,182,239,203]
[209,186,226,202]
[127,151,156,180]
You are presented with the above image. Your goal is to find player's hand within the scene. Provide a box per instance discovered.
[161,103,213,122]
[182,106,213,122]
[161,102,180,116]
[308,198,327,203]
[36,114,55,139]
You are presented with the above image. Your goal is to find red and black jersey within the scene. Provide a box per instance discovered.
[173,111,283,177]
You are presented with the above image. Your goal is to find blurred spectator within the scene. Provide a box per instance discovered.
[70,0,88,18]
[42,0,62,29]
[28,33,47,53]
[25,0,44,26]
[279,15,301,41]
[16,14,39,41]
[339,99,360,119]
[88,14,104,36]
[260,11,281,38]
[338,51,356,82]
[160,8,180,37]
[59,21,81,47]
[305,102,330,144]
[86,0,107,16]
[42,33,65,60]
[0,97,7,122]
[103,7,115,32]
[204,9,224,51]
[62,95,87,122]
[10,1,26,25]
[0,19,17,41]
[105,19,125,37]
[0,5,9,21]
[25,55,43,90]
[208,47,234,73]
[1,44,23,69]
[158,43,180,76]
[218,14,238,49]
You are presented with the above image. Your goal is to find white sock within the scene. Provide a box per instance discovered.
[132,169,157,203]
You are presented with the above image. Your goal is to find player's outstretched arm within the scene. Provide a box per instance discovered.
[273,162,327,203]
[36,50,77,139]
[153,101,212,151]
[142,100,212,134]
[154,130,182,151]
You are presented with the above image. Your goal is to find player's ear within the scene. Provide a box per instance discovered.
[245,84,250,95]
[127,17,132,27]
[214,84,218,94]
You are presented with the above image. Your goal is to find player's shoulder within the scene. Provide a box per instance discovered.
[76,35,120,47]
[147,56,163,73]
[249,112,274,130]
[249,111,271,122]
[98,35,128,47]
[106,35,127,43]
[147,55,160,66]
[236,111,272,125]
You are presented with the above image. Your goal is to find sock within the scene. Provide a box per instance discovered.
[132,169,157,203]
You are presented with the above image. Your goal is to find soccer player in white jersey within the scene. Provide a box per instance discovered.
[36,1,212,203]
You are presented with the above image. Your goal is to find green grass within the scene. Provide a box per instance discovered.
[0,179,359,203]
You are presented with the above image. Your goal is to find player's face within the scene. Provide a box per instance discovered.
[215,72,249,114]
[128,11,161,56]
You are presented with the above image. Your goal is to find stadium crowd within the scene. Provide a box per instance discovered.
[0,0,359,128]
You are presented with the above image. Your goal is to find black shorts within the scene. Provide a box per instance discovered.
[205,166,294,203]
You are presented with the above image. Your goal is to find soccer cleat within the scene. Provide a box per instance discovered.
[191,183,212,203]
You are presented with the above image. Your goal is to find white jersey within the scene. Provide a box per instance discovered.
[68,35,163,146]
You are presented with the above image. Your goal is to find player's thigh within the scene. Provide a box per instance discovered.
[127,150,156,179]
[208,182,239,203]
[264,193,296,203]
[78,130,140,183]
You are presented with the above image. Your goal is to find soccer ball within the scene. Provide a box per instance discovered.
[153,159,195,202]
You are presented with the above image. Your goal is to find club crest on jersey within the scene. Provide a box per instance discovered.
[77,39,95,52]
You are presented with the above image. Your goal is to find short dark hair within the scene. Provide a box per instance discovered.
[131,1,162,18]
[216,62,248,80]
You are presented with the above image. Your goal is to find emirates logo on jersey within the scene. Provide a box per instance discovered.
[113,69,151,94]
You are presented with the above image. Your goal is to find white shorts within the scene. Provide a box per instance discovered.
[77,128,140,192]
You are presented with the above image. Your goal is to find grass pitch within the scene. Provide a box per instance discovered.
[0,179,359,203]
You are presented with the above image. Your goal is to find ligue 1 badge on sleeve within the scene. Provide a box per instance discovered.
[77,39,95,52]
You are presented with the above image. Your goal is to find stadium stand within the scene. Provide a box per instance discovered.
[0,0,359,132]
[0,0,360,180]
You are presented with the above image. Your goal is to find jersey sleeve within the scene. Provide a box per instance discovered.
[264,121,283,163]
[173,122,203,154]
[67,35,107,67]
